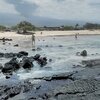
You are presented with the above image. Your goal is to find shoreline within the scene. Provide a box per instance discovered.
[35,30,100,37]
[40,33,100,37]
[0,30,100,99]
[0,30,100,38]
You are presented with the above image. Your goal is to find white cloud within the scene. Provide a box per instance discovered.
[22,0,100,22]
[0,0,19,14]
[1,0,100,23]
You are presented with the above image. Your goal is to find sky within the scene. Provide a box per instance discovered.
[0,0,100,26]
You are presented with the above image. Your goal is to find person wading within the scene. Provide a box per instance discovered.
[32,33,35,49]
[75,33,78,39]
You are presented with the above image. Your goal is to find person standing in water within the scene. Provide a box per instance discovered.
[32,33,35,49]
[75,33,78,39]
[40,32,43,35]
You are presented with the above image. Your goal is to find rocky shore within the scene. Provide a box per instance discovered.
[0,33,100,100]
[0,51,100,100]
[0,66,100,100]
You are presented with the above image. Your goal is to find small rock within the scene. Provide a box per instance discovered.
[37,47,42,51]
[37,57,47,67]
[49,59,52,62]
[18,51,28,56]
[0,53,4,57]
[33,54,41,60]
[14,44,19,47]
[58,45,63,47]
[80,50,87,57]
[32,48,36,51]
[4,53,16,58]
[2,42,5,45]
[0,63,3,70]
[45,45,49,47]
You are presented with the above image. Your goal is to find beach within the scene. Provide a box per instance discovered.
[0,30,100,99]
[35,30,100,36]
[0,30,100,37]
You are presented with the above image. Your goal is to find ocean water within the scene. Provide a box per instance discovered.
[0,35,100,80]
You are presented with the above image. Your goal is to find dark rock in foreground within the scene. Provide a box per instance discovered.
[21,57,33,69]
[33,54,47,67]
[0,66,100,100]
[0,63,3,70]
[82,59,100,67]
[33,72,76,81]
[1,53,48,78]
[0,80,33,100]
[2,58,20,74]
[37,57,47,67]
[0,53,4,57]
[53,79,100,100]
[33,54,41,60]
[0,51,28,58]
[4,53,16,58]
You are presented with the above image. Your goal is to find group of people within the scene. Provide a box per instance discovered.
[31,32,79,49]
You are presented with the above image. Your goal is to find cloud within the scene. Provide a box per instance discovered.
[0,0,100,25]
[0,0,19,14]
[89,3,100,8]
[6,0,38,19]
[16,0,100,22]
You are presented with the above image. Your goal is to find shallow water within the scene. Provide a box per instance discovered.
[0,35,100,80]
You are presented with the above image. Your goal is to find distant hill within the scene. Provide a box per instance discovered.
[0,13,100,27]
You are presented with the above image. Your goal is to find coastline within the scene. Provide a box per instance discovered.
[35,30,100,37]
[0,30,100,38]
[0,30,100,99]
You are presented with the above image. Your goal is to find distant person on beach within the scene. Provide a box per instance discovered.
[41,32,43,35]
[32,33,35,48]
[75,33,79,39]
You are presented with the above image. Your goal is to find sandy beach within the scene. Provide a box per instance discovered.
[0,30,100,38]
[35,30,100,36]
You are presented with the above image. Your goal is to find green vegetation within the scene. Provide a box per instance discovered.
[0,25,6,31]
[17,21,35,31]
[0,21,100,32]
[63,23,100,30]
[63,26,74,30]
[11,21,35,32]
[83,23,100,30]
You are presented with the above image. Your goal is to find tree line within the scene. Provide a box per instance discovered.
[0,21,100,31]
[63,23,100,30]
